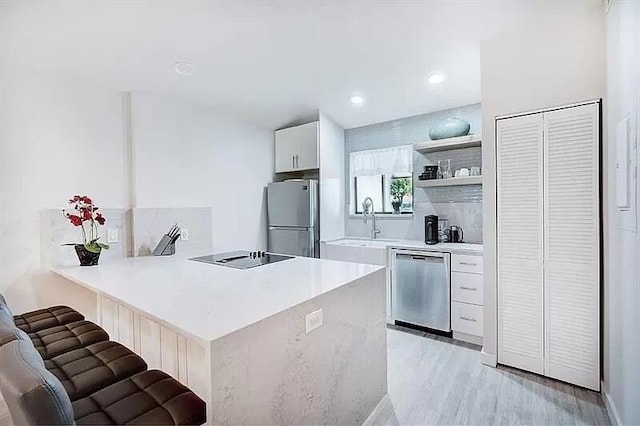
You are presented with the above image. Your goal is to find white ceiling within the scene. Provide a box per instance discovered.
[1,1,600,129]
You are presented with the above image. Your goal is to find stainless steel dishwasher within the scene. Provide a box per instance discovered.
[392,249,451,332]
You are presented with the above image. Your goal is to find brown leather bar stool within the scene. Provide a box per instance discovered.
[0,339,76,425]
[0,339,206,425]
[44,340,148,401]
[27,320,110,359]
[0,294,110,359]
[0,294,85,333]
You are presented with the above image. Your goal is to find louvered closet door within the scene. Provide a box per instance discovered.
[543,103,600,391]
[497,114,544,374]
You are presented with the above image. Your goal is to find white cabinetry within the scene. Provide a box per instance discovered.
[97,295,210,406]
[451,253,484,345]
[275,121,319,173]
[496,102,600,391]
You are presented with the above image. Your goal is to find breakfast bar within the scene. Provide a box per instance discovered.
[53,252,387,425]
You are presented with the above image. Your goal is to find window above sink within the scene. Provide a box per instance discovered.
[349,146,414,215]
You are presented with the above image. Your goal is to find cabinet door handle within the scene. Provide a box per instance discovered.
[459,262,477,266]
[460,286,477,291]
[460,316,478,323]
[295,155,299,168]
[292,155,295,169]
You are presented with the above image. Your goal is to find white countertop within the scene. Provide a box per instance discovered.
[53,252,383,343]
[324,238,483,254]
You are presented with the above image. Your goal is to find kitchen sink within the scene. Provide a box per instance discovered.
[321,238,394,266]
[333,238,399,248]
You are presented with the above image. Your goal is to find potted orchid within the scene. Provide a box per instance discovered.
[63,195,109,266]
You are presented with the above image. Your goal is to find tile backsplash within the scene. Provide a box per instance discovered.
[132,207,212,256]
[41,207,214,265]
[345,103,483,243]
[41,208,130,267]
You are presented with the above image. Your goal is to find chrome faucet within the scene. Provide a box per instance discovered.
[362,197,381,239]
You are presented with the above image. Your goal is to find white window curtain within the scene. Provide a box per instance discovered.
[349,145,413,177]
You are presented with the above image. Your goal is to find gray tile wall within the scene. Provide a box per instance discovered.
[345,103,483,243]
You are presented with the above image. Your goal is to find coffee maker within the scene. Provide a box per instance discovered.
[424,215,439,245]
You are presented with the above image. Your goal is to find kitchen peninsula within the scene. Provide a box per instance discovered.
[53,253,387,425]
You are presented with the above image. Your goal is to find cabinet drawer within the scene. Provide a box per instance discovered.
[452,302,483,337]
[452,272,484,305]
[452,254,483,274]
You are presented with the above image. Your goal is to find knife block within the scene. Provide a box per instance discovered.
[152,235,177,256]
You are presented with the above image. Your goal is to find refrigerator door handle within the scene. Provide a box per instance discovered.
[268,226,311,231]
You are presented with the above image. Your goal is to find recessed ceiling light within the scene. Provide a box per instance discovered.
[174,61,194,75]
[350,95,365,106]
[427,72,446,85]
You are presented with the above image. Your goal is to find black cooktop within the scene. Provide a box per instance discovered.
[190,250,294,270]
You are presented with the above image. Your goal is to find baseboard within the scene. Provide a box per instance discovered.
[481,348,497,367]
[601,380,622,425]
[362,394,390,425]
[453,331,483,346]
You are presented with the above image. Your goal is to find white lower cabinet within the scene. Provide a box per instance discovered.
[451,272,483,305]
[452,301,483,336]
[451,254,484,344]
[323,241,485,344]
[452,254,484,274]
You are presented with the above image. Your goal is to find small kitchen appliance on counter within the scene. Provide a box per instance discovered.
[446,226,464,243]
[190,250,294,270]
[424,215,439,245]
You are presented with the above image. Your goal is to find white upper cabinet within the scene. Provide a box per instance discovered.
[274,128,298,173]
[275,121,319,173]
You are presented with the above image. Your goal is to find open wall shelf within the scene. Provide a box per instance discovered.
[415,176,482,188]
[414,134,482,153]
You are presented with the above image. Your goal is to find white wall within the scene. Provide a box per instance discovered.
[603,1,640,424]
[0,68,127,314]
[318,112,345,243]
[480,6,604,365]
[131,94,274,252]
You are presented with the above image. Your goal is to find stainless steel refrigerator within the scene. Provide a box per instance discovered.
[267,180,319,258]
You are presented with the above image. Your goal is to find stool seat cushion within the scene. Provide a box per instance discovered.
[29,320,109,359]
[73,370,206,425]
[45,341,147,401]
[14,306,84,333]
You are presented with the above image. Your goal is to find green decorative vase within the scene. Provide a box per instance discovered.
[429,118,471,140]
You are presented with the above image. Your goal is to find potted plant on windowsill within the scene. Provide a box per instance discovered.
[62,195,109,266]
[390,178,412,214]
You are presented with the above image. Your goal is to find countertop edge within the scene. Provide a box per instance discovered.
[52,261,386,344]
[322,238,483,255]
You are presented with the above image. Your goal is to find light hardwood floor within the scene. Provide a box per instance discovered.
[0,395,9,425]
[0,326,611,426]
[365,325,610,426]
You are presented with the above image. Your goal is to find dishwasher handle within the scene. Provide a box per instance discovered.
[396,251,445,261]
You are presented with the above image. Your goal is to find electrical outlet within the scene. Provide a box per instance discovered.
[180,228,189,241]
[107,228,119,244]
[305,309,323,333]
